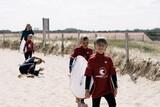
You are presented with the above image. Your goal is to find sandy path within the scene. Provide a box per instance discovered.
[0,49,160,107]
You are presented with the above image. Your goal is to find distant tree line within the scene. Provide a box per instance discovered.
[0,30,12,33]
[0,28,160,40]
[134,28,160,40]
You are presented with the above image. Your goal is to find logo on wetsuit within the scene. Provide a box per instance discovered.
[96,67,108,78]
[28,44,32,48]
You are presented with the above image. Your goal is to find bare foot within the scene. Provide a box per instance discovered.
[18,74,22,78]
[39,73,44,75]
[27,74,35,78]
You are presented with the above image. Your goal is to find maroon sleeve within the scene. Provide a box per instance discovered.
[23,41,27,51]
[85,59,94,76]
[90,49,93,56]
[88,49,93,60]
[71,48,78,58]
[32,42,34,52]
[109,58,116,75]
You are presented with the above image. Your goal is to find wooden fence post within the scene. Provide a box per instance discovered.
[95,33,97,39]
[2,33,5,48]
[42,18,49,48]
[61,33,64,57]
[125,32,129,64]
[77,31,80,45]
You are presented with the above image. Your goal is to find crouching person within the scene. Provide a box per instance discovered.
[18,57,45,78]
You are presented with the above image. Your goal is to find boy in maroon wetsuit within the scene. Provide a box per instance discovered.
[69,36,93,104]
[85,37,118,107]
[24,34,34,60]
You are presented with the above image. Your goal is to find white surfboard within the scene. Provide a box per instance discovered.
[19,39,26,53]
[70,55,93,99]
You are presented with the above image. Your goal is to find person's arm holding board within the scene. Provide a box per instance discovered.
[85,76,91,98]
[85,59,93,98]
[110,58,118,97]
[69,57,74,73]
[69,48,78,73]
[20,31,24,44]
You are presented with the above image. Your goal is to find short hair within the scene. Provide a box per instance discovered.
[80,36,89,41]
[25,24,32,30]
[28,34,33,37]
[94,37,108,45]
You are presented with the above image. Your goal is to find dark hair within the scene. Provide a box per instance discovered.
[36,59,42,64]
[80,36,89,41]
[94,37,108,45]
[24,24,32,31]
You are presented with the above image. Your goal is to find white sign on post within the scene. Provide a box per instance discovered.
[43,18,49,32]
[42,18,49,48]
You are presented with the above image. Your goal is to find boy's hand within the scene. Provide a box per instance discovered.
[114,88,118,97]
[85,90,90,99]
[39,68,44,71]
[40,59,45,63]
[68,73,71,78]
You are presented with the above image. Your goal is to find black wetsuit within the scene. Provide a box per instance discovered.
[20,30,34,42]
[19,57,39,76]
[85,75,118,107]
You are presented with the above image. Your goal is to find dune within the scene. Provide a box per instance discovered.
[0,49,160,107]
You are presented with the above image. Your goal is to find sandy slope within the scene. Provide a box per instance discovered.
[0,49,160,107]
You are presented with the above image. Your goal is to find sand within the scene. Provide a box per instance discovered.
[0,49,160,107]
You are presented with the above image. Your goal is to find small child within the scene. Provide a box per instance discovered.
[85,37,118,107]
[24,34,34,60]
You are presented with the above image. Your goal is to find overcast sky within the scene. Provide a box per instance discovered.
[0,0,160,31]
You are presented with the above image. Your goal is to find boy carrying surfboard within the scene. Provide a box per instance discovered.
[69,36,93,105]
[85,37,118,107]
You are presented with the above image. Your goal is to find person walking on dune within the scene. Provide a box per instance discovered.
[20,24,34,43]
[20,24,34,60]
